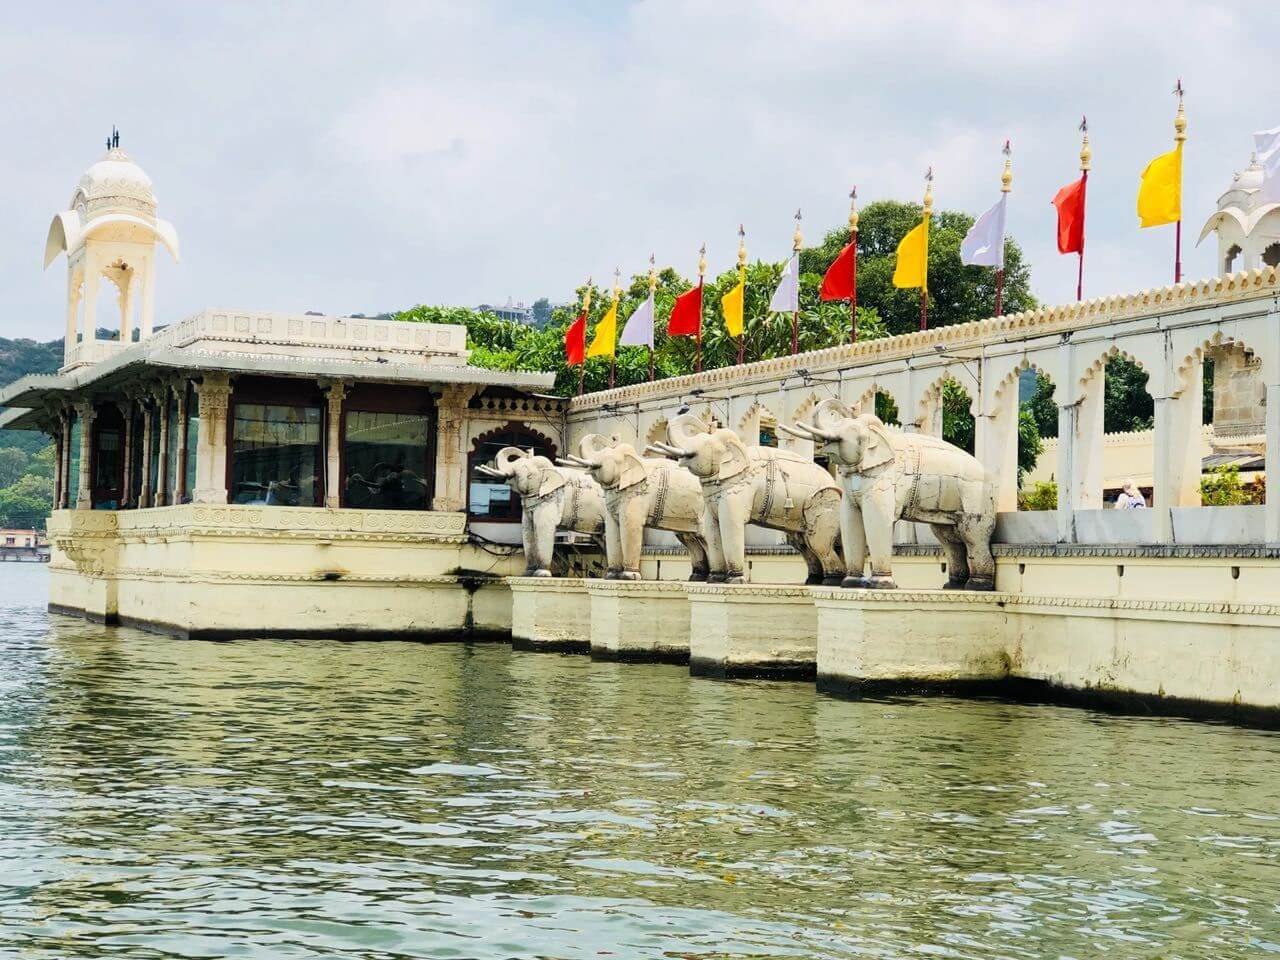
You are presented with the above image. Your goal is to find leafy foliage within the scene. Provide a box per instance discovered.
[1018,407,1043,481]
[1019,480,1059,511]
[1199,464,1264,506]
[1104,357,1154,433]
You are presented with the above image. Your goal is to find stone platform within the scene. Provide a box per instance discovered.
[586,579,690,664]
[685,583,817,680]
[508,576,591,653]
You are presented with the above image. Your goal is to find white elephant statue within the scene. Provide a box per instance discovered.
[560,434,716,581]
[475,447,606,577]
[781,398,997,590]
[651,413,844,585]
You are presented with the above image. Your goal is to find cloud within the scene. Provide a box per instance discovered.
[0,1,1275,340]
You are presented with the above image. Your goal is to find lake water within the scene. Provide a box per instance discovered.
[1,563,1278,958]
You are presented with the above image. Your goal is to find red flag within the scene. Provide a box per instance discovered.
[819,241,857,301]
[1052,175,1087,254]
[565,311,587,366]
[667,281,703,337]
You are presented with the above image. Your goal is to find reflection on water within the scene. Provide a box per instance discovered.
[1,565,1278,959]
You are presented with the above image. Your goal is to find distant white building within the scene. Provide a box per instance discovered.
[1198,153,1280,274]
[477,297,534,325]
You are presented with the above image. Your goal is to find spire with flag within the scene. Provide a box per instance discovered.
[668,245,706,372]
[619,254,658,381]
[770,210,803,353]
[1136,80,1187,282]
[565,278,591,394]
[962,141,1012,316]
[587,267,622,388]
[894,169,932,330]
[1053,117,1090,300]
[819,189,859,342]
[722,226,747,364]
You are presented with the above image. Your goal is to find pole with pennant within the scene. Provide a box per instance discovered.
[1174,80,1187,283]
[647,255,657,381]
[791,210,803,354]
[696,244,706,373]
[735,226,747,365]
[579,280,592,396]
[920,169,933,330]
[848,189,859,342]
[1077,120,1090,300]
[996,142,1012,317]
[609,268,621,389]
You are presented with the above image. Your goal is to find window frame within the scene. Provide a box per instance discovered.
[466,422,558,524]
[340,384,436,510]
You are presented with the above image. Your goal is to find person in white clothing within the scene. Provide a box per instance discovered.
[1116,479,1147,509]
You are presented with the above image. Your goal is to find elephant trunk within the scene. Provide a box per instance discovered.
[495,446,530,475]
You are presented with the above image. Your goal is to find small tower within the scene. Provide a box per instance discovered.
[1197,153,1280,275]
[44,133,180,370]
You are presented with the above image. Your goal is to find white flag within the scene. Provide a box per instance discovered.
[1254,124,1280,205]
[768,254,799,313]
[960,194,1007,269]
[618,294,655,348]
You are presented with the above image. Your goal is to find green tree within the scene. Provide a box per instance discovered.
[1026,371,1057,438]
[1018,406,1043,481]
[0,447,29,487]
[0,474,54,527]
[1019,480,1059,511]
[799,200,1036,336]
[1200,464,1250,506]
[27,445,55,480]
[1104,357,1154,433]
[941,380,975,453]
[531,297,552,329]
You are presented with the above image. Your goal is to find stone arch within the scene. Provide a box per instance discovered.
[1264,242,1280,268]
[735,400,776,435]
[643,417,669,448]
[1077,344,1148,393]
[1224,243,1243,274]
[917,370,978,424]
[467,421,559,523]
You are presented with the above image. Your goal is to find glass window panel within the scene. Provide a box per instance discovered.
[148,404,162,500]
[343,410,431,510]
[183,391,199,504]
[167,401,180,502]
[92,427,122,510]
[231,402,322,506]
[130,408,145,505]
[67,416,81,505]
[468,429,555,522]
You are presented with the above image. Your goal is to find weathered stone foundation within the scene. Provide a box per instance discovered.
[586,579,690,663]
[685,583,817,680]
[508,576,591,653]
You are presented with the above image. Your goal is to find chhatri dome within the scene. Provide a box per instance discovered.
[43,133,180,370]
[1198,152,1280,276]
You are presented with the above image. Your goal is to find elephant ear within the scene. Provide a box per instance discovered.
[859,416,896,470]
[716,430,751,481]
[812,398,854,433]
[537,464,568,497]
[617,445,647,490]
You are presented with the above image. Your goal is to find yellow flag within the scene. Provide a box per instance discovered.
[1137,142,1182,228]
[586,301,618,358]
[721,280,745,337]
[892,218,929,289]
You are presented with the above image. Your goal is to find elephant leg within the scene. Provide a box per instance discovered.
[840,499,869,588]
[932,524,970,589]
[719,495,747,584]
[617,496,646,581]
[806,492,845,586]
[787,532,824,585]
[862,485,897,589]
[676,532,709,581]
[603,512,622,579]
[959,514,997,591]
[703,507,727,582]
[527,505,558,577]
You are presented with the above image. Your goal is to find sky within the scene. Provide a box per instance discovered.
[1,0,1276,341]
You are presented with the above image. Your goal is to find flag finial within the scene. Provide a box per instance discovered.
[848,186,859,233]
[1079,116,1091,171]
[582,277,593,313]
[1001,140,1013,194]
[793,208,803,252]
[648,253,657,294]
[1173,79,1187,144]
[698,243,707,279]
[613,266,622,302]
[737,225,747,271]
[923,167,934,216]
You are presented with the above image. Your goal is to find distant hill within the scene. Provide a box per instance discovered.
[0,334,63,453]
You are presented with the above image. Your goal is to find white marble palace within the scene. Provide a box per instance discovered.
[3,143,1280,724]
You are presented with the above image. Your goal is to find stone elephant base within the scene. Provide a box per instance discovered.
[685,584,817,680]
[587,580,690,664]
[509,576,591,653]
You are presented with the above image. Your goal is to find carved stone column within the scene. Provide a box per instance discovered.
[139,400,154,508]
[153,386,170,507]
[431,385,477,512]
[172,383,188,504]
[321,380,349,509]
[116,397,134,509]
[193,373,234,504]
[59,411,72,509]
[73,400,97,510]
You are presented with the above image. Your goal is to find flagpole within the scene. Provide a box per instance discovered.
[609,267,621,389]
[579,280,592,396]
[790,210,803,354]
[920,170,933,331]
[1077,121,1090,302]
[848,188,859,343]
[996,143,1012,317]
[695,244,706,374]
[1174,81,1187,284]
[647,254,657,382]
[736,225,747,366]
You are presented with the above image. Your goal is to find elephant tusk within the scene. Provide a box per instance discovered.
[476,465,504,478]
[561,455,592,467]
[554,458,581,468]
[652,442,688,458]
[776,422,811,439]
